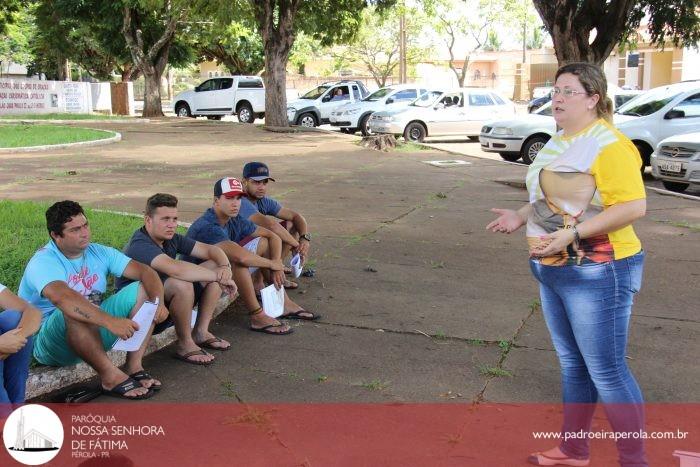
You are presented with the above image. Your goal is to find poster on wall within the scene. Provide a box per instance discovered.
[0,79,91,115]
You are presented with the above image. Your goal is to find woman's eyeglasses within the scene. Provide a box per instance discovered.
[550,88,589,98]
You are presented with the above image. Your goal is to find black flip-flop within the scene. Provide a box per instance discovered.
[249,323,294,335]
[129,370,162,391]
[102,377,154,400]
[173,349,214,366]
[196,337,231,352]
[280,309,321,321]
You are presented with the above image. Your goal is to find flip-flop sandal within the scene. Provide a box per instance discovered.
[102,377,154,400]
[129,370,162,391]
[284,267,293,275]
[280,309,321,321]
[196,337,231,351]
[173,349,214,366]
[249,323,294,335]
[283,280,298,289]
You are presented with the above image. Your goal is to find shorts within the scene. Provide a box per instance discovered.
[238,236,261,274]
[33,281,141,367]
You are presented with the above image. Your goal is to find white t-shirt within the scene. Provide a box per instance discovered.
[0,282,6,294]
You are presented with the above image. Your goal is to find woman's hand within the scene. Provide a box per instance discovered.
[529,228,576,257]
[486,208,526,234]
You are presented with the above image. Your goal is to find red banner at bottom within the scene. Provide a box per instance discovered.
[1,403,698,466]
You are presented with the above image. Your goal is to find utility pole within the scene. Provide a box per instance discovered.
[399,11,407,83]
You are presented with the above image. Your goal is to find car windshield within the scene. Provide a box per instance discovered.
[616,90,681,116]
[300,85,330,99]
[410,91,443,107]
[535,102,553,116]
[364,88,392,101]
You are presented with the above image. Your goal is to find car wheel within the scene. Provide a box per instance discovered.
[499,152,521,162]
[633,142,652,173]
[521,135,549,165]
[339,128,351,134]
[661,181,689,193]
[237,103,254,123]
[175,103,192,118]
[207,115,222,120]
[404,122,426,142]
[360,114,373,136]
[297,112,317,127]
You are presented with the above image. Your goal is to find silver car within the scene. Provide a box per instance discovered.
[650,132,700,193]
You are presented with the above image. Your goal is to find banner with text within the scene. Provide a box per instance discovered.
[0,78,91,115]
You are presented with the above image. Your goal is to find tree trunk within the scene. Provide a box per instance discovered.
[252,0,300,128]
[142,70,163,117]
[263,46,289,127]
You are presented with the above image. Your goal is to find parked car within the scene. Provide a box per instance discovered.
[287,80,370,127]
[650,132,700,192]
[329,84,430,135]
[614,81,700,167]
[527,94,550,113]
[479,87,659,164]
[368,88,516,142]
[172,76,265,123]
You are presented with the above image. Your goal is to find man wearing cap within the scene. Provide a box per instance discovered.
[118,193,237,365]
[240,162,312,285]
[184,178,319,335]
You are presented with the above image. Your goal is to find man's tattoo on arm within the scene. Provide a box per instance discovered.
[73,306,91,320]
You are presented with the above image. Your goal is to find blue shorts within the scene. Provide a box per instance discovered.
[33,282,140,367]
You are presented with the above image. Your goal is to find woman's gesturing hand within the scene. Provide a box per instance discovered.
[486,208,526,234]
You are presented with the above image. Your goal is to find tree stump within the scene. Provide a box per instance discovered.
[360,134,397,152]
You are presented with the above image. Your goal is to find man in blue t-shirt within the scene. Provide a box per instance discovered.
[185,178,319,335]
[240,162,312,287]
[119,193,236,365]
[18,201,167,400]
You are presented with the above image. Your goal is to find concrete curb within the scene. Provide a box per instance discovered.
[26,295,236,400]
[0,130,121,153]
[0,118,149,124]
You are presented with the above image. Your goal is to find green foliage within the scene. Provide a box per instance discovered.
[0,200,144,292]
[483,30,502,52]
[0,9,33,67]
[0,0,23,36]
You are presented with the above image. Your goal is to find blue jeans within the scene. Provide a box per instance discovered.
[530,251,647,467]
[0,310,34,404]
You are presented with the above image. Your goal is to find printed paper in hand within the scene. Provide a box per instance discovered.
[191,310,198,329]
[112,299,158,351]
[290,253,303,278]
[260,284,285,318]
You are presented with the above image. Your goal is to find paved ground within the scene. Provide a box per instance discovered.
[1,118,698,404]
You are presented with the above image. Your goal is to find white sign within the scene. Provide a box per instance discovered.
[0,78,91,115]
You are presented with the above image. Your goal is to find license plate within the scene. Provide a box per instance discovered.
[660,160,682,173]
[372,125,388,132]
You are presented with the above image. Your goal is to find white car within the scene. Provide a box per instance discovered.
[368,88,516,142]
[287,80,370,127]
[650,132,700,193]
[329,84,430,135]
[172,76,265,123]
[479,86,683,165]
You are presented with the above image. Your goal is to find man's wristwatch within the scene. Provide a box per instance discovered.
[299,233,312,242]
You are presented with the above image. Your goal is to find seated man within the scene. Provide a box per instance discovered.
[184,178,319,335]
[0,284,41,405]
[240,162,312,287]
[19,201,167,400]
[331,88,349,101]
[117,193,237,366]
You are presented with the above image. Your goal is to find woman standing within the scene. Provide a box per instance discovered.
[487,62,647,467]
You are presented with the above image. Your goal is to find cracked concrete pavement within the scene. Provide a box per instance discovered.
[1,118,698,405]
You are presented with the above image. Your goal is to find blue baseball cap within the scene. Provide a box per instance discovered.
[242,162,275,181]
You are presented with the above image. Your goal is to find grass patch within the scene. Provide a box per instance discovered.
[0,200,144,291]
[479,365,513,378]
[467,338,486,346]
[0,124,115,148]
[393,141,432,153]
[361,379,390,391]
[654,219,700,232]
[0,113,127,120]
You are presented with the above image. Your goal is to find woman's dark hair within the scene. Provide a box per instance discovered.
[145,193,178,217]
[555,62,614,122]
[46,200,85,237]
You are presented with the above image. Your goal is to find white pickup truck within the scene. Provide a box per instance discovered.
[172,76,265,123]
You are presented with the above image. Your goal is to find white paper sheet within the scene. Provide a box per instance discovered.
[290,253,303,278]
[112,299,158,351]
[191,309,198,328]
[260,284,285,318]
